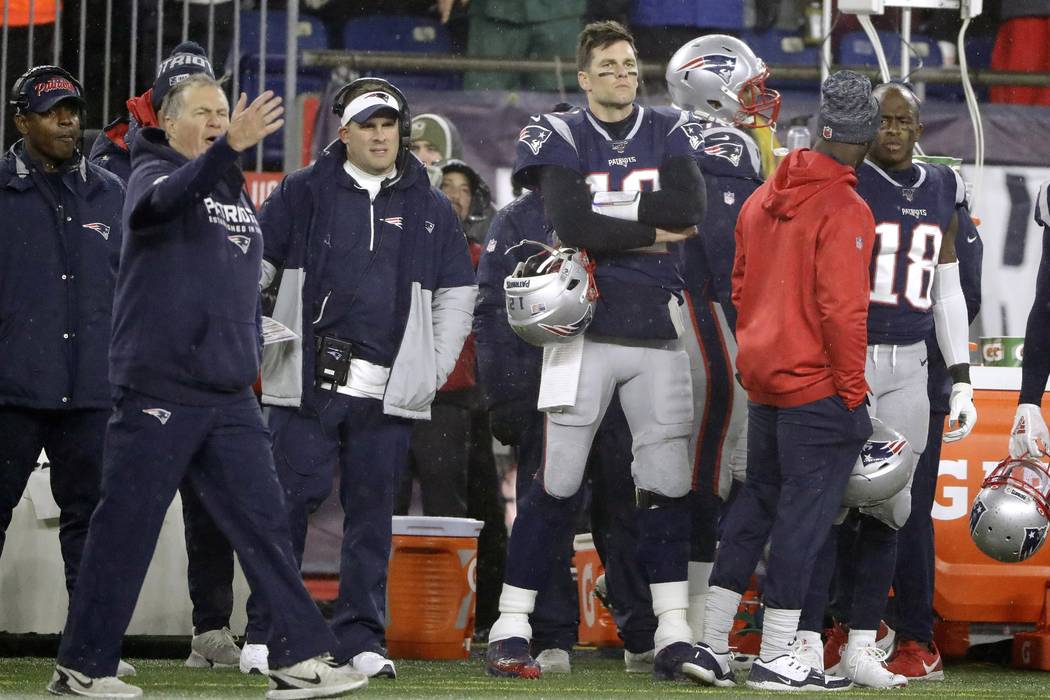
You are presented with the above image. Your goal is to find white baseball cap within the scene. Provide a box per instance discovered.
[340,90,400,126]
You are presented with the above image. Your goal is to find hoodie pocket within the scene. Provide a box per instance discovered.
[188,312,260,391]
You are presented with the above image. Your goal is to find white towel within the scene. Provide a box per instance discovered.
[537,335,585,413]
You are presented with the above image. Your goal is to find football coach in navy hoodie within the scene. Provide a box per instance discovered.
[258,77,477,678]
[50,74,366,699]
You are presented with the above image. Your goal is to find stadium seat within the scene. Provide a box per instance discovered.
[739,29,820,93]
[838,29,940,71]
[632,0,746,31]
[342,14,459,90]
[837,30,963,100]
[236,11,330,168]
[239,10,328,60]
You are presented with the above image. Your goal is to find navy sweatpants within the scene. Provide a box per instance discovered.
[710,397,871,609]
[267,394,413,659]
[888,411,946,642]
[57,389,334,677]
[0,407,107,596]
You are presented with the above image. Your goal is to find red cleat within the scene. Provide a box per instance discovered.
[823,621,848,672]
[485,638,542,679]
[886,639,945,681]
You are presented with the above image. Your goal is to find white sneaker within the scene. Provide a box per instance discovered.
[791,634,825,673]
[186,627,241,668]
[350,651,395,679]
[535,648,571,673]
[841,643,907,688]
[266,656,367,699]
[624,648,654,673]
[115,660,136,678]
[747,655,852,691]
[48,665,143,698]
[240,643,270,675]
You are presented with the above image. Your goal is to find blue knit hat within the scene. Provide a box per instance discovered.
[152,41,214,112]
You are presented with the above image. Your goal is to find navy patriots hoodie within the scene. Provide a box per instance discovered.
[109,127,263,404]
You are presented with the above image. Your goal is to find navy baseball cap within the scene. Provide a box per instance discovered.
[340,90,400,126]
[24,71,83,113]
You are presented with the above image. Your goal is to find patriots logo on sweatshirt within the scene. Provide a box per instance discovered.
[227,235,251,254]
[381,216,404,229]
[82,222,111,240]
[142,408,172,425]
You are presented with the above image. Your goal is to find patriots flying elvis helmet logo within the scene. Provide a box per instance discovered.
[674,53,738,86]
[142,408,172,425]
[227,235,251,254]
[519,124,552,156]
[679,122,705,151]
[705,141,743,167]
[1021,525,1048,560]
[969,498,987,536]
[82,222,111,240]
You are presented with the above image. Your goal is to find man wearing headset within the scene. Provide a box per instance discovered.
[258,77,476,679]
[0,66,131,674]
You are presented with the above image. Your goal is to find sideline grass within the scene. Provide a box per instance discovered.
[1,654,1046,698]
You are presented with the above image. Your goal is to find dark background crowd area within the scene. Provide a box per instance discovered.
[0,0,1023,147]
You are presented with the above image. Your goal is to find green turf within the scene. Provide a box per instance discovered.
[1,654,1046,698]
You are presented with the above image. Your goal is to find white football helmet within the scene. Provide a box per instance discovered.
[970,457,1050,563]
[842,418,911,508]
[504,241,597,347]
[665,34,781,129]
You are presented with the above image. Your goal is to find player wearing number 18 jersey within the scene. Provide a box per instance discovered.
[797,82,978,688]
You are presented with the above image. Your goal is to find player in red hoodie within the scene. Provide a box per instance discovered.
[686,71,878,692]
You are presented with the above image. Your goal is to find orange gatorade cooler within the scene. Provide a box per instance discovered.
[573,533,623,647]
[386,516,484,659]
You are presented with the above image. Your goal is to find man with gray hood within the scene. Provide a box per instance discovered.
[686,70,879,692]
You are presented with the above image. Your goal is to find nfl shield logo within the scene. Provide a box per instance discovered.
[822,125,833,139]
[855,236,863,250]
[902,188,915,202]
[723,191,735,205]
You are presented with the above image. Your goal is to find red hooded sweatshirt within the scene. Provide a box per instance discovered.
[731,148,875,409]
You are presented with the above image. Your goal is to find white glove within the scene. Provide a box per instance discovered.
[1009,403,1050,459]
[944,382,977,443]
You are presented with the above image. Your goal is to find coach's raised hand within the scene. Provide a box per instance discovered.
[226,90,284,152]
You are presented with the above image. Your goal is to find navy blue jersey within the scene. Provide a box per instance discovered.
[685,123,763,333]
[513,106,705,330]
[856,160,965,345]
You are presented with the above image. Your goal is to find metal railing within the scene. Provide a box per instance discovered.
[301,49,1050,88]
[0,0,292,169]
[1,2,1048,172]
